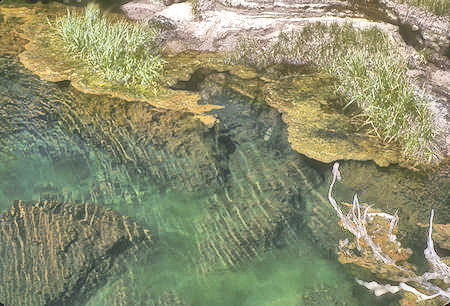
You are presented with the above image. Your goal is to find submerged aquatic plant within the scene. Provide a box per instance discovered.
[227,22,440,163]
[56,4,166,91]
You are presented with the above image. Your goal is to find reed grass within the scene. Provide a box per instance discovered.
[56,4,166,91]
[227,22,440,163]
[397,0,449,16]
[331,50,438,161]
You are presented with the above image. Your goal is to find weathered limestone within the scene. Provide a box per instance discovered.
[121,0,448,57]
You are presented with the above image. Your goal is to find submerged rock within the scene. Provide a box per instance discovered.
[1,2,448,290]
[86,269,187,306]
[305,159,450,253]
[0,200,151,306]
[204,68,402,166]
[432,223,450,250]
[262,72,402,167]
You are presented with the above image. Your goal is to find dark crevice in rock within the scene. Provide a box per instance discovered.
[170,67,218,92]
[54,79,71,89]
[398,22,424,50]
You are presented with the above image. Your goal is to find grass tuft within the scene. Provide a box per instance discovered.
[227,22,441,163]
[397,0,449,16]
[331,50,439,162]
[56,4,166,91]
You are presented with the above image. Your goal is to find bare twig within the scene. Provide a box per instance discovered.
[327,162,450,303]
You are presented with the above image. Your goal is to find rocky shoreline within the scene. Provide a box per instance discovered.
[121,0,450,159]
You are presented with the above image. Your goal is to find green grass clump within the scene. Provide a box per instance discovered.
[56,4,166,91]
[397,0,449,16]
[227,22,440,163]
[227,22,391,70]
[331,50,438,161]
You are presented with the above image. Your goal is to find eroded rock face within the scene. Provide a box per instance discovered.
[0,200,151,306]
[377,0,449,58]
[122,0,448,57]
[122,0,394,52]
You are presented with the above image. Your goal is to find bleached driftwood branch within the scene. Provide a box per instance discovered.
[328,162,450,303]
[328,163,398,265]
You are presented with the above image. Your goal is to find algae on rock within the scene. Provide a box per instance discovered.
[227,22,442,165]
[0,200,152,306]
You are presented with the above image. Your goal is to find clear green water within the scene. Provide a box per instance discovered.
[1,9,448,306]
[0,51,380,305]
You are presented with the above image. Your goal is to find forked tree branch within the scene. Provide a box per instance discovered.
[327,162,450,303]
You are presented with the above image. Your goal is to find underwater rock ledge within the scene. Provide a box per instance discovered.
[0,200,151,306]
